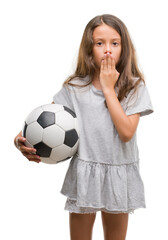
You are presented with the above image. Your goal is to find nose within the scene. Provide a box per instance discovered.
[104,45,112,54]
[104,50,112,54]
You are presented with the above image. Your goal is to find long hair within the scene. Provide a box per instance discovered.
[63,14,144,103]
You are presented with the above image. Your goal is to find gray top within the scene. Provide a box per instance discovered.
[53,75,154,212]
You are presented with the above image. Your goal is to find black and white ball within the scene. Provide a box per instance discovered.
[22,104,79,164]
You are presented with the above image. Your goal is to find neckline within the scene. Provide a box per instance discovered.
[91,83,104,96]
[91,83,103,92]
[85,75,103,95]
[90,82,119,97]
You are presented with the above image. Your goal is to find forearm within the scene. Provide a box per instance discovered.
[104,88,137,142]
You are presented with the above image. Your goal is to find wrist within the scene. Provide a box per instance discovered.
[103,87,116,97]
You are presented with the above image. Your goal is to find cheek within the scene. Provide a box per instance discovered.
[114,55,120,64]
[93,51,102,65]
[114,49,122,64]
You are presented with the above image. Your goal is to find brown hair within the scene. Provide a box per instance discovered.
[63,14,144,103]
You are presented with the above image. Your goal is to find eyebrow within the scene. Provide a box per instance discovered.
[94,38,121,41]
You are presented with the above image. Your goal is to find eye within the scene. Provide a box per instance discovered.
[96,42,102,46]
[113,42,119,46]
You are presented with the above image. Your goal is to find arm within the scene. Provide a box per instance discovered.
[14,101,54,162]
[103,89,140,142]
[14,131,41,163]
[100,54,140,142]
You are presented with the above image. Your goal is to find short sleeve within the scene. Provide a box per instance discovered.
[53,84,74,112]
[124,82,154,117]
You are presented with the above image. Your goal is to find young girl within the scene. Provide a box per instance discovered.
[14,14,153,240]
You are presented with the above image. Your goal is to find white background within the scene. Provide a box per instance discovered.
[0,0,167,239]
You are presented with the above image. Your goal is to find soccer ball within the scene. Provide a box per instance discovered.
[22,104,79,164]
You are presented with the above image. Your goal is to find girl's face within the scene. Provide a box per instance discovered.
[92,24,122,70]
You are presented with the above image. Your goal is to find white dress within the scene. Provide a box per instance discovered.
[53,75,154,214]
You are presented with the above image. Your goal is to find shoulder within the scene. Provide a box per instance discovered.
[132,77,145,87]
[121,78,146,106]
[128,77,145,96]
[124,77,154,116]
[68,75,90,86]
[64,75,91,93]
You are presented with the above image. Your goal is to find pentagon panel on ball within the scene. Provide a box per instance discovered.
[22,104,79,164]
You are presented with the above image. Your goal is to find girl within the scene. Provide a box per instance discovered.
[14,14,153,240]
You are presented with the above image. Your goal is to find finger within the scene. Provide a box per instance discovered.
[111,56,116,69]
[107,53,112,69]
[17,137,26,145]
[103,54,107,70]
[22,151,38,157]
[16,137,24,149]
[28,158,41,163]
[23,152,41,161]
[20,145,37,154]
[106,54,109,69]
[101,58,105,71]
[27,154,41,160]
[29,158,41,163]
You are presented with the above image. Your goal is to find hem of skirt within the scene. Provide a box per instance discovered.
[62,194,146,215]
[64,206,136,214]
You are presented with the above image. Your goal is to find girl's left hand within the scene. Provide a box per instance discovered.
[100,54,120,92]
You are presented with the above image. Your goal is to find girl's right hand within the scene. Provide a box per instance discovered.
[15,136,41,163]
